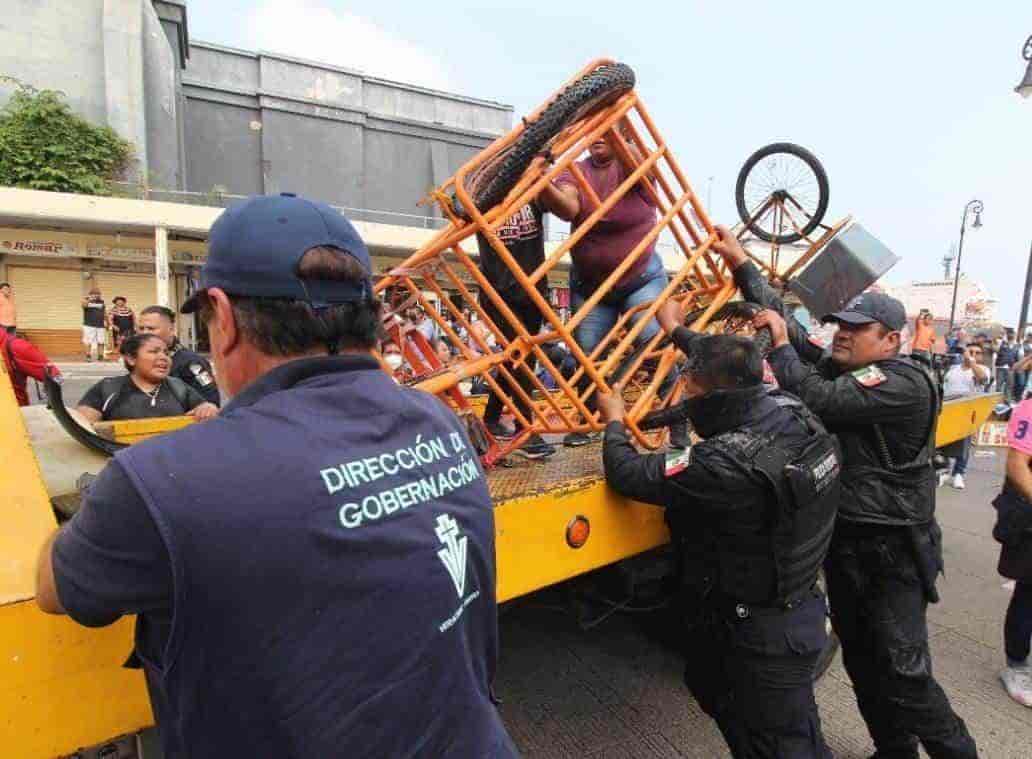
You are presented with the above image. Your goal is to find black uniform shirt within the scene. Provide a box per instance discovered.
[169,341,220,406]
[78,375,206,421]
[731,260,937,526]
[603,386,823,602]
[603,387,813,523]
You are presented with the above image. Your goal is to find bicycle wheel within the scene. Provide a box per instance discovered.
[457,63,636,217]
[735,143,829,244]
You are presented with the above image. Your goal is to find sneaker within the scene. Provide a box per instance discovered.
[952,474,965,490]
[512,434,556,460]
[937,471,950,488]
[485,420,515,439]
[1000,665,1032,707]
[563,431,599,447]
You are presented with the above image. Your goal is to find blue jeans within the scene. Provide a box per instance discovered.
[951,436,970,476]
[570,253,668,355]
[570,254,671,413]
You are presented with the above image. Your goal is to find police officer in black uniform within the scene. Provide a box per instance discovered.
[598,300,840,758]
[710,226,979,759]
[137,305,220,406]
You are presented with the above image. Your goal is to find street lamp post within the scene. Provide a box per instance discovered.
[947,199,983,335]
[1018,36,1032,338]
[1016,35,1032,98]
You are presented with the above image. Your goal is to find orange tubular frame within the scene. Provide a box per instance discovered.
[375,59,734,465]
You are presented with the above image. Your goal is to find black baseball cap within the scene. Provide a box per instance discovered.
[181,193,372,314]
[822,292,906,332]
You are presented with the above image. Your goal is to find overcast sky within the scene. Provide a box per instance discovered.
[189,0,1032,325]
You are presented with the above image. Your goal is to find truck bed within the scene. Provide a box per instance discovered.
[487,439,605,504]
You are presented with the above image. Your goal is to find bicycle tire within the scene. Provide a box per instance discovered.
[457,63,635,217]
[637,302,773,432]
[735,142,829,244]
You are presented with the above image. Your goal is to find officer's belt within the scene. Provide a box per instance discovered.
[706,584,822,620]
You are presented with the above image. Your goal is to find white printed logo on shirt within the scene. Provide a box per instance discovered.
[435,514,468,598]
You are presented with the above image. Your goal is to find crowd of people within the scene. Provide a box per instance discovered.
[22,185,1032,759]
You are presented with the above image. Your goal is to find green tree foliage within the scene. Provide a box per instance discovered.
[0,79,132,195]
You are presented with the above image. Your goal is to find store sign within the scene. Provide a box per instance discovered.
[0,238,76,257]
[86,246,207,265]
[87,245,153,262]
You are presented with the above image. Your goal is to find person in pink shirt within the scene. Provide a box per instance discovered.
[998,399,1032,706]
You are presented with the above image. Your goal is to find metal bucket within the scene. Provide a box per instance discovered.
[787,223,900,318]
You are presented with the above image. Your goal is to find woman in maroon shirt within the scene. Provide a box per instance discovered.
[550,131,674,446]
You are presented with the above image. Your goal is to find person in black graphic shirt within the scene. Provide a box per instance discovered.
[476,183,572,460]
[81,287,107,362]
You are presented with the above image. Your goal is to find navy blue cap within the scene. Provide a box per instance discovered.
[822,291,906,332]
[181,193,372,314]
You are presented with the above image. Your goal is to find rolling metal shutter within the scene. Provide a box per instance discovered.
[94,273,158,317]
[7,267,83,328]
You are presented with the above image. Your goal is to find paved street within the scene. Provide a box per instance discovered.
[495,449,1032,758]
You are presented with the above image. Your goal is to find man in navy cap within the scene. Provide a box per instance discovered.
[712,226,978,759]
[35,194,517,759]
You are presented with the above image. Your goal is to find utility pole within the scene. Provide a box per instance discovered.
[1019,241,1032,339]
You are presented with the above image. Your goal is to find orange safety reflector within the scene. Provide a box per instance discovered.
[565,515,591,549]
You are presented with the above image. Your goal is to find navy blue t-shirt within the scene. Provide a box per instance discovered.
[53,355,517,758]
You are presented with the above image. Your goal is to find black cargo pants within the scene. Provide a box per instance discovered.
[480,292,543,429]
[683,592,832,758]
[824,526,979,759]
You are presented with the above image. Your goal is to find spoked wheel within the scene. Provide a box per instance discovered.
[735,143,829,244]
[680,301,774,356]
[457,63,636,218]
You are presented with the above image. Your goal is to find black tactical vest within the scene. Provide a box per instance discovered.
[837,357,941,527]
[704,396,841,606]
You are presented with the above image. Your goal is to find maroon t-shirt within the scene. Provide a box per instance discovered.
[556,156,658,291]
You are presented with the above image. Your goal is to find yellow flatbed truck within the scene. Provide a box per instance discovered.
[0,365,1000,757]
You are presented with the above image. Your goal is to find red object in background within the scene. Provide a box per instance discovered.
[0,330,61,406]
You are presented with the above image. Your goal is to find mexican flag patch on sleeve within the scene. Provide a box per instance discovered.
[850,364,887,387]
[665,448,692,477]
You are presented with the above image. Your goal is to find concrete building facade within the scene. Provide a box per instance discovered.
[0,0,516,355]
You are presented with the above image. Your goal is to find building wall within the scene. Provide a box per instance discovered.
[0,0,190,189]
[0,1,513,225]
[179,42,512,225]
[0,0,110,126]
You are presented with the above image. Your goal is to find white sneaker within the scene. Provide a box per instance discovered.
[938,471,950,488]
[952,474,965,490]
[1000,666,1032,707]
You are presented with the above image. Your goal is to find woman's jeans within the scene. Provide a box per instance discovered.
[570,254,673,413]
[951,437,971,476]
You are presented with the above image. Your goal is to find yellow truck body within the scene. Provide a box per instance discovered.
[0,361,1002,756]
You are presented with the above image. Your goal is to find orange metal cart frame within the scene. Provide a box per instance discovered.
[375,59,735,465]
